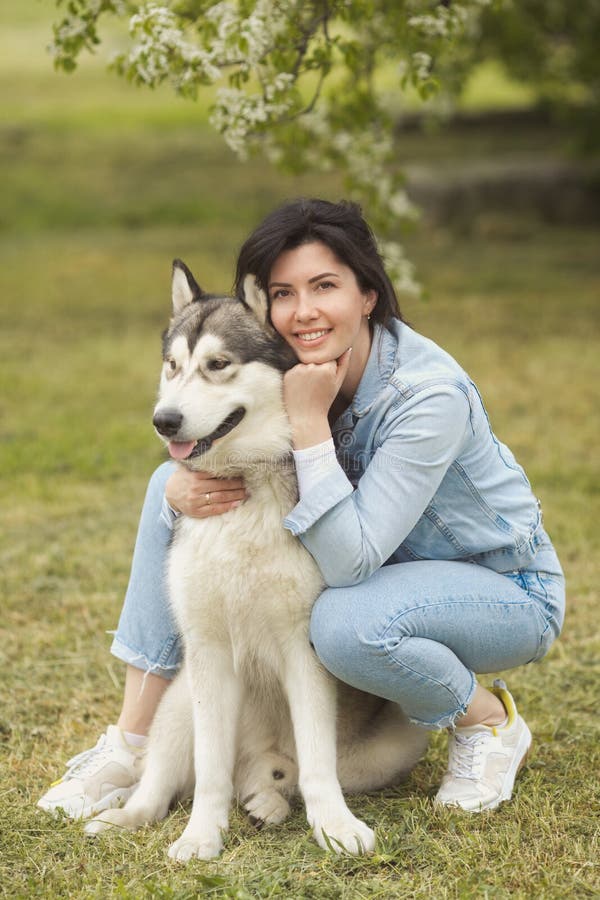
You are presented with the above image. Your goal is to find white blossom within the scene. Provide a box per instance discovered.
[379,240,420,299]
[411,52,432,81]
[50,0,496,298]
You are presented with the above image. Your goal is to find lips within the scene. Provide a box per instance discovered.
[167,407,246,460]
[293,328,332,345]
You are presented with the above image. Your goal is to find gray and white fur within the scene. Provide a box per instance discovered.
[86,260,427,861]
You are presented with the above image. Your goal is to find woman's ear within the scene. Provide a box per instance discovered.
[364,290,377,316]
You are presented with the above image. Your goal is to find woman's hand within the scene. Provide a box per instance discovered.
[165,466,247,518]
[283,349,352,449]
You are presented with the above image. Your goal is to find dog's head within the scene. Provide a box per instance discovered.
[152,260,297,472]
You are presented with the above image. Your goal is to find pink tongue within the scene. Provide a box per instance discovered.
[168,440,197,460]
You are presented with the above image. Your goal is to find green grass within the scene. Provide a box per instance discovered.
[1,3,599,898]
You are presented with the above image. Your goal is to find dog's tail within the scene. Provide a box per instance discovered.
[336,700,428,794]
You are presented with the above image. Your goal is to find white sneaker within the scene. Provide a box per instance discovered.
[37,725,144,819]
[435,680,532,812]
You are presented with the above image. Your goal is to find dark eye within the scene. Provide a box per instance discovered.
[168,359,177,371]
[207,358,231,371]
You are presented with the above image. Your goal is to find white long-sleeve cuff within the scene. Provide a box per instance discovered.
[160,494,181,529]
[292,438,338,498]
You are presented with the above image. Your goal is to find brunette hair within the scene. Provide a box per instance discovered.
[234,198,404,326]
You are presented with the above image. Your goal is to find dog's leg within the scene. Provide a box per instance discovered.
[283,641,375,855]
[168,643,241,863]
[86,674,194,835]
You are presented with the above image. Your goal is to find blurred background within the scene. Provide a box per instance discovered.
[1,1,598,895]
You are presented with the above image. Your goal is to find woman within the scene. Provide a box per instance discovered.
[39,199,565,819]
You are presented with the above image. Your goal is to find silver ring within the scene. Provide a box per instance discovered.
[205,492,211,505]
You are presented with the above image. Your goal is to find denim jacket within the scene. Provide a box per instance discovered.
[283,320,563,588]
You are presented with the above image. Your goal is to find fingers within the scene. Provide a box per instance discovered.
[174,487,246,518]
[200,487,247,507]
[165,466,247,518]
[185,481,247,517]
[195,498,244,519]
[192,471,245,492]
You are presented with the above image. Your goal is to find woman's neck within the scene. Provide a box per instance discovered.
[339,320,373,405]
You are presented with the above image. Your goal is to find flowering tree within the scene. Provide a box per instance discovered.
[50,0,496,293]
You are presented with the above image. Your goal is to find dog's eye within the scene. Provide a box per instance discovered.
[164,357,179,379]
[207,358,231,371]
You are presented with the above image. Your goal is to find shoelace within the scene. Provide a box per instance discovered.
[63,734,110,780]
[448,731,492,780]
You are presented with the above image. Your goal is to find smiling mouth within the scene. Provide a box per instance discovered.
[294,329,332,342]
[168,407,246,460]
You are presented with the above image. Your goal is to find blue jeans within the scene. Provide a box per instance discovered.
[111,463,565,729]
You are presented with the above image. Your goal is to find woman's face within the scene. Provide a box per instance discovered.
[268,241,376,364]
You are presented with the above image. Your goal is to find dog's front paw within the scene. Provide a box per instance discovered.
[168,829,223,862]
[243,789,291,827]
[313,814,375,855]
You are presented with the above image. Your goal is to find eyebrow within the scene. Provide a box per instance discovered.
[268,272,339,288]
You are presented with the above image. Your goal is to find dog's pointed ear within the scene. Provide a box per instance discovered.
[172,259,205,314]
[242,274,275,334]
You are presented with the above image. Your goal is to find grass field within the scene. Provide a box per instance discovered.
[1,3,599,898]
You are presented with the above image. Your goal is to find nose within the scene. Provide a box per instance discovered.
[294,291,319,322]
[153,409,183,437]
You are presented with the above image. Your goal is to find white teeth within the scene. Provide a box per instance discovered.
[297,330,329,342]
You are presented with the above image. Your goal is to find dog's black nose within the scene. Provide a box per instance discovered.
[153,409,183,437]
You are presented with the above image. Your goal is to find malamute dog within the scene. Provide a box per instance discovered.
[86,260,427,861]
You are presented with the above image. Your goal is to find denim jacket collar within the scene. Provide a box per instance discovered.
[350,322,399,418]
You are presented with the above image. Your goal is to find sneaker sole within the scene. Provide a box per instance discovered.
[37,783,139,820]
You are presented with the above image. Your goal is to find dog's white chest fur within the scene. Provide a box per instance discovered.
[168,467,323,671]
